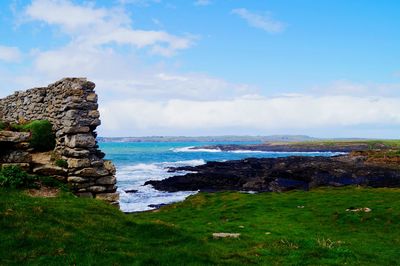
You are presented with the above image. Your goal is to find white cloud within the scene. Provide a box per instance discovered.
[24,43,256,102]
[100,94,400,136]
[232,8,286,33]
[2,0,399,138]
[311,80,400,97]
[118,0,161,6]
[194,0,211,6]
[0,45,21,62]
[24,0,193,56]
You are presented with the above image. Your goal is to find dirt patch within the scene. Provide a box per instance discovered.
[25,186,60,198]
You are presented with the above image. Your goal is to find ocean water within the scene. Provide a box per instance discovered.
[100,142,344,212]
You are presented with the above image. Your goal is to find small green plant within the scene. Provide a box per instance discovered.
[22,120,56,151]
[55,159,68,168]
[0,165,36,188]
[0,120,6,130]
[38,176,67,190]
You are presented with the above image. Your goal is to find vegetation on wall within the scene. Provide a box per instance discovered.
[0,120,5,130]
[22,120,56,151]
[55,159,68,168]
[4,120,56,151]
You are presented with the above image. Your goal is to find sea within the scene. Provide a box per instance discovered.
[100,141,343,212]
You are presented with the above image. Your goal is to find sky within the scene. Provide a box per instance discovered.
[0,0,400,138]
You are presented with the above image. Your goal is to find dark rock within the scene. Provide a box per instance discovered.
[146,156,400,192]
[124,189,138,193]
[148,203,167,209]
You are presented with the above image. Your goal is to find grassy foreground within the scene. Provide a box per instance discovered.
[1,187,400,265]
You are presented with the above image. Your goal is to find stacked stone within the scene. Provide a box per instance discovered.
[0,131,32,170]
[0,78,118,204]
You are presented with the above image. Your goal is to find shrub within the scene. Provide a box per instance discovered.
[38,176,67,190]
[55,159,68,168]
[22,120,56,152]
[0,165,35,188]
[0,120,5,130]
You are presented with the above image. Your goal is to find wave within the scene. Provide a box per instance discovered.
[171,146,222,153]
[116,159,205,212]
[229,151,347,155]
[172,147,347,156]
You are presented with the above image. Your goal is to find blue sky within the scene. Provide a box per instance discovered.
[0,0,400,137]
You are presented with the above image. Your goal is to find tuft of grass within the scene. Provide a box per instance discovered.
[55,159,68,168]
[0,120,6,130]
[0,187,400,265]
[21,120,56,151]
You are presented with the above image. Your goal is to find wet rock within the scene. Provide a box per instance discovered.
[125,189,138,193]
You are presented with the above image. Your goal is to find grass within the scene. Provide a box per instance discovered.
[1,187,400,265]
[293,139,400,149]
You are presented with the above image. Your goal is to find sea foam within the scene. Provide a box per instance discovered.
[117,159,204,212]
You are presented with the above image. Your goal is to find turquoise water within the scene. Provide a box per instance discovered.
[100,142,343,212]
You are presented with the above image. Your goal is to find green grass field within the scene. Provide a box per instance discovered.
[291,139,400,149]
[1,187,400,265]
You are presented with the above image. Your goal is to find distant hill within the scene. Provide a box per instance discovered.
[97,135,319,143]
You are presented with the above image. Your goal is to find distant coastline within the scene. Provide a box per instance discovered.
[98,135,368,143]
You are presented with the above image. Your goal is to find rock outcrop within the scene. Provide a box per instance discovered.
[145,155,400,192]
[0,78,118,204]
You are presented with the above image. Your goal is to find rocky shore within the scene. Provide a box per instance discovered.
[145,154,400,192]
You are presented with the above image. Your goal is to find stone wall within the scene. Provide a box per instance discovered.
[0,78,118,204]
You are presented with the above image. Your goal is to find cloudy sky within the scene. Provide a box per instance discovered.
[1,0,400,138]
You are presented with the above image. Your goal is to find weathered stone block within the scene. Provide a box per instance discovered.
[87,186,107,193]
[63,126,90,134]
[67,158,91,169]
[76,192,93,198]
[74,167,109,177]
[95,192,119,202]
[104,160,116,175]
[88,110,100,118]
[86,93,98,102]
[65,134,96,148]
[0,131,31,143]
[96,176,116,185]
[33,165,68,176]
[62,148,90,158]
[67,176,87,183]
[0,150,32,163]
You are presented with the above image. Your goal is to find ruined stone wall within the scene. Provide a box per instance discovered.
[0,78,118,204]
